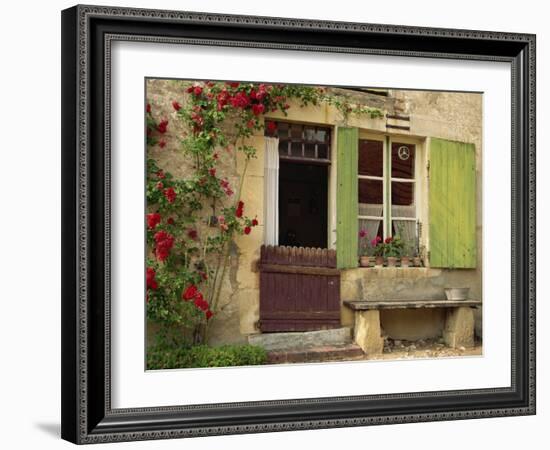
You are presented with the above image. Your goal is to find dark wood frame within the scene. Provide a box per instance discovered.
[61,4,536,444]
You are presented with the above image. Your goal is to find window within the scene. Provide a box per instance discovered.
[358,137,418,254]
[274,122,331,164]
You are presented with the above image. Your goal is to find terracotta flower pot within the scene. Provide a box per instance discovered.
[387,256,398,267]
[375,255,384,267]
[360,256,371,267]
[401,256,411,268]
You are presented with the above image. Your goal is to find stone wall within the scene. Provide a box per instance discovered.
[146,80,483,345]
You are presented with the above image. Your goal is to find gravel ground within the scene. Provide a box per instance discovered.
[365,337,483,360]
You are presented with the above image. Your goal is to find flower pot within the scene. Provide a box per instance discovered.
[375,256,384,267]
[387,256,398,267]
[401,256,411,268]
[359,256,371,267]
[413,256,422,267]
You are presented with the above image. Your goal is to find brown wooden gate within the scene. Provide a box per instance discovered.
[259,245,341,332]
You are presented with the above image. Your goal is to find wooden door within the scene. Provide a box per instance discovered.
[259,245,341,332]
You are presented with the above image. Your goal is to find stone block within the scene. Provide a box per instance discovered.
[354,310,384,355]
[443,306,475,348]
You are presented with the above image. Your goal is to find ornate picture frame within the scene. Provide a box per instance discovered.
[61,4,536,444]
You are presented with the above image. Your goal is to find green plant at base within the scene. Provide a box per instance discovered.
[146,343,268,370]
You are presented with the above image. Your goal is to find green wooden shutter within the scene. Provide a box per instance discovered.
[429,138,476,268]
[336,127,359,269]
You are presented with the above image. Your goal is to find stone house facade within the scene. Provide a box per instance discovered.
[147,80,482,353]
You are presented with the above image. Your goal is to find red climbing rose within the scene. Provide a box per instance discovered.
[157,119,168,134]
[153,230,174,262]
[163,187,176,203]
[146,213,161,229]
[146,267,158,290]
[182,285,198,301]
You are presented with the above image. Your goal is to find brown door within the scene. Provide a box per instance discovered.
[259,245,341,332]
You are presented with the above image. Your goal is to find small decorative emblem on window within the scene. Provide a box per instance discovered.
[398,145,410,160]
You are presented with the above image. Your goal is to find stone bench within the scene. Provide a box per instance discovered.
[343,299,481,354]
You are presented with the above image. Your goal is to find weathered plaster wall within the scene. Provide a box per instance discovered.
[146,81,483,345]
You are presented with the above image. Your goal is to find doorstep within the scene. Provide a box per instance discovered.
[267,344,364,364]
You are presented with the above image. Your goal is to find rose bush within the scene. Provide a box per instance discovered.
[145,81,382,348]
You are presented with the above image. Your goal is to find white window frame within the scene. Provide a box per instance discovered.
[357,132,423,242]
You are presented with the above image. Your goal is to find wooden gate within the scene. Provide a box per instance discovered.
[259,245,341,332]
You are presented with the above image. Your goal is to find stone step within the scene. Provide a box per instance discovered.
[267,344,364,364]
[248,327,352,352]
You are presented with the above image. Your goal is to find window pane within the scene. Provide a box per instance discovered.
[291,141,303,157]
[278,140,289,155]
[304,143,315,158]
[359,140,383,177]
[304,126,316,142]
[391,181,414,206]
[290,124,303,139]
[391,143,415,179]
[359,179,383,205]
[277,122,289,139]
[316,129,327,142]
[318,144,328,159]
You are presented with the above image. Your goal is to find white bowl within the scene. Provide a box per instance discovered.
[444,288,470,300]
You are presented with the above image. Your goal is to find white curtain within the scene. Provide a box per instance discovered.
[392,205,416,252]
[358,203,383,238]
[264,137,279,246]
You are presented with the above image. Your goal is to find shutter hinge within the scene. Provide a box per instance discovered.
[426,160,430,180]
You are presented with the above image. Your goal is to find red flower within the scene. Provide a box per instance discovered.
[167,217,175,225]
[156,170,165,179]
[193,86,203,96]
[172,100,181,111]
[186,86,194,93]
[146,267,158,290]
[146,213,161,229]
[252,103,265,116]
[244,226,252,235]
[199,271,208,281]
[158,139,166,149]
[157,119,168,134]
[153,230,174,262]
[230,91,250,109]
[187,228,198,240]
[384,236,393,244]
[182,285,198,301]
[146,103,151,113]
[208,168,216,177]
[217,90,230,110]
[246,119,255,129]
[235,200,244,218]
[251,218,259,226]
[265,121,277,134]
[156,181,164,190]
[205,310,214,320]
[359,229,367,238]
[220,178,233,196]
[194,293,209,311]
[376,235,382,243]
[227,82,240,89]
[163,187,176,203]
